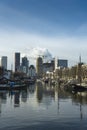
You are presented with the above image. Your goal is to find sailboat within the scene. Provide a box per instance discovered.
[71,55,87,92]
[64,55,87,93]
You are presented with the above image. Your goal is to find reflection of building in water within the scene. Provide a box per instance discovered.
[28,84,35,93]
[14,92,20,107]
[36,83,43,103]
[0,92,7,104]
[36,83,55,107]
[21,90,28,103]
[43,86,55,98]
[0,91,7,114]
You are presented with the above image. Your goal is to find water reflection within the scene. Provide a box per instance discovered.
[14,91,20,107]
[72,91,87,105]
[36,82,43,103]
[72,91,87,120]
[36,82,56,109]
[21,90,28,103]
[0,83,87,120]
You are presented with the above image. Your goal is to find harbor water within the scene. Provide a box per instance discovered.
[0,83,87,130]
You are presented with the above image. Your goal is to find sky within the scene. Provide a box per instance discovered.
[0,0,87,69]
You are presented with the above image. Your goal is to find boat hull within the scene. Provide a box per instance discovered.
[0,84,26,90]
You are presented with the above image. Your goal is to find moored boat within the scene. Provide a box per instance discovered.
[64,83,87,93]
[0,84,26,90]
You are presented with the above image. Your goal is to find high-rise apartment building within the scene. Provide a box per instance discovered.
[22,57,29,74]
[1,56,7,70]
[15,52,20,72]
[36,57,43,77]
[28,65,36,77]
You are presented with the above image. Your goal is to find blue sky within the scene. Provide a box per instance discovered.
[0,0,87,69]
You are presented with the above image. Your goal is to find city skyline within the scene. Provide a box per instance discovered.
[0,0,87,68]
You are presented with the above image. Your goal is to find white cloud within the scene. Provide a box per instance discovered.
[22,47,52,63]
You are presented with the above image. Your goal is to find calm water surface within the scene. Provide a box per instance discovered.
[0,83,87,130]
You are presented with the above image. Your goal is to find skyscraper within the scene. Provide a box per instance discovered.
[15,52,20,72]
[1,56,7,70]
[22,57,29,74]
[36,57,43,77]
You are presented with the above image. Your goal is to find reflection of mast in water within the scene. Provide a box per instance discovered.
[75,92,83,120]
[58,91,60,113]
[79,92,83,120]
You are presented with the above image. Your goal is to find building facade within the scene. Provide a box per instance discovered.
[28,65,36,77]
[43,60,54,74]
[58,59,68,68]
[55,58,68,69]
[21,57,29,74]
[36,57,43,77]
[15,52,20,72]
[1,56,7,70]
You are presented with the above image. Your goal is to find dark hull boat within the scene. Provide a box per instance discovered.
[0,84,26,90]
[71,84,87,92]
[64,83,87,93]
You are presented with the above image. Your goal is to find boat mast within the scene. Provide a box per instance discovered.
[77,55,82,85]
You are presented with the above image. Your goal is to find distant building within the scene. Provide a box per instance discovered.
[55,58,68,69]
[15,52,20,72]
[43,60,54,73]
[28,65,36,77]
[55,57,58,70]
[36,57,43,77]
[1,56,7,70]
[22,66,27,74]
[58,59,68,68]
[21,57,29,74]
